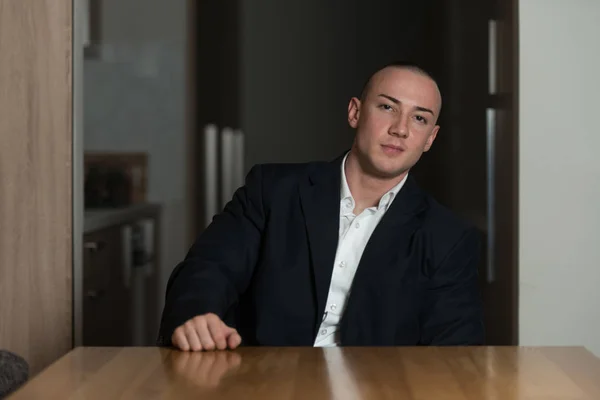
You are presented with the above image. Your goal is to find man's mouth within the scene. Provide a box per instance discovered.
[381,144,405,153]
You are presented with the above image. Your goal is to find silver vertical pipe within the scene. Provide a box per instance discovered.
[487,17,498,283]
[486,108,496,283]
[203,124,219,227]
[141,218,155,277]
[489,20,497,95]
[121,225,132,289]
[221,127,235,209]
[120,224,134,345]
[233,129,245,189]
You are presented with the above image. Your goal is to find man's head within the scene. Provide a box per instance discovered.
[348,62,442,179]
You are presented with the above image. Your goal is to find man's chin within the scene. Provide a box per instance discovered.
[369,164,409,180]
[353,150,410,180]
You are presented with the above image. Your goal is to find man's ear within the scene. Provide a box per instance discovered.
[348,97,361,128]
[423,125,440,152]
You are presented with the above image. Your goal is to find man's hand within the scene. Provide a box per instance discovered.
[172,313,242,351]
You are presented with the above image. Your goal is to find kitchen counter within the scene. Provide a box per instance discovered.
[84,203,161,234]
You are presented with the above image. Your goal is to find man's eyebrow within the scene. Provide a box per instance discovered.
[378,94,400,104]
[377,94,435,116]
[415,106,435,116]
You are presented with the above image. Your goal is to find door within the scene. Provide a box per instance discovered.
[411,0,519,345]
[484,0,519,345]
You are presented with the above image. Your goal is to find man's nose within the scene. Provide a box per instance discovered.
[389,116,409,138]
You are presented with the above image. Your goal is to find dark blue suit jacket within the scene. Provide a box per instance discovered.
[158,155,485,347]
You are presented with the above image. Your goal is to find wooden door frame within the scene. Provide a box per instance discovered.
[73,0,85,349]
[508,0,520,345]
[498,0,519,345]
[186,0,198,244]
[1,0,74,373]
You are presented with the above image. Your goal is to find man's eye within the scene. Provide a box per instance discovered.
[415,115,428,124]
[378,104,393,111]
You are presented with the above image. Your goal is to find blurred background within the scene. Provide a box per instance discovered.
[3,0,600,377]
[79,0,517,349]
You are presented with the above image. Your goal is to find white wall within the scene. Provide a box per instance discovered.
[84,0,188,315]
[519,0,600,355]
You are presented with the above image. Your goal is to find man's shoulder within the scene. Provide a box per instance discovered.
[423,196,472,228]
[255,160,322,174]
[411,192,483,270]
[419,192,481,244]
[249,160,329,186]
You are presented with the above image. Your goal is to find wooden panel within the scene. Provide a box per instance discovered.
[0,0,73,374]
[10,347,600,399]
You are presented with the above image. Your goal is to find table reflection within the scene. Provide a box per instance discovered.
[170,350,242,388]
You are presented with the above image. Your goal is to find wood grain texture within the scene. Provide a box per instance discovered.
[11,347,600,399]
[0,0,72,374]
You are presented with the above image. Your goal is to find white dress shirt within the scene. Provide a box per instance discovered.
[313,153,408,347]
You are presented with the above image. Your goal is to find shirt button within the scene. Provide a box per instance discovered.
[330,304,337,311]
[321,329,327,335]
[339,261,346,268]
[355,223,360,229]
[345,199,352,208]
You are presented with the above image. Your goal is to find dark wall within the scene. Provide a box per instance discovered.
[195,0,241,128]
[240,0,436,170]
[195,0,489,213]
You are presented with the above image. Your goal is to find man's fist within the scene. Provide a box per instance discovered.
[172,313,242,351]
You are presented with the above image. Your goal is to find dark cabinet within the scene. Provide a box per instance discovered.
[82,225,132,346]
[82,205,161,347]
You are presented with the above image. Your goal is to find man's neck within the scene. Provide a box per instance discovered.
[344,150,407,215]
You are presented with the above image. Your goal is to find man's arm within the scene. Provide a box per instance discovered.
[419,227,485,345]
[158,165,266,347]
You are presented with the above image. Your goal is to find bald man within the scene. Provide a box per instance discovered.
[158,62,484,351]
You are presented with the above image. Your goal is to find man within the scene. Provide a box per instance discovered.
[158,62,484,351]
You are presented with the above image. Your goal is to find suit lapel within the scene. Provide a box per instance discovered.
[298,157,344,334]
[340,175,428,344]
[355,175,427,279]
[299,157,428,342]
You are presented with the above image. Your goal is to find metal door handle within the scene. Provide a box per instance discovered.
[204,124,219,228]
[86,289,105,299]
[486,108,496,283]
[84,240,105,252]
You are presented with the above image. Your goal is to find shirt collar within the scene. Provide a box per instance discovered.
[340,152,408,213]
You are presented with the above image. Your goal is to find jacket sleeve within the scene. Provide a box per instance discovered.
[419,227,485,345]
[157,165,266,346]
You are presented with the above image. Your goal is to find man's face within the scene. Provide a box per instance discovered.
[348,67,441,179]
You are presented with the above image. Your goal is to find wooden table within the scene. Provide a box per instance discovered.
[10,346,600,399]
